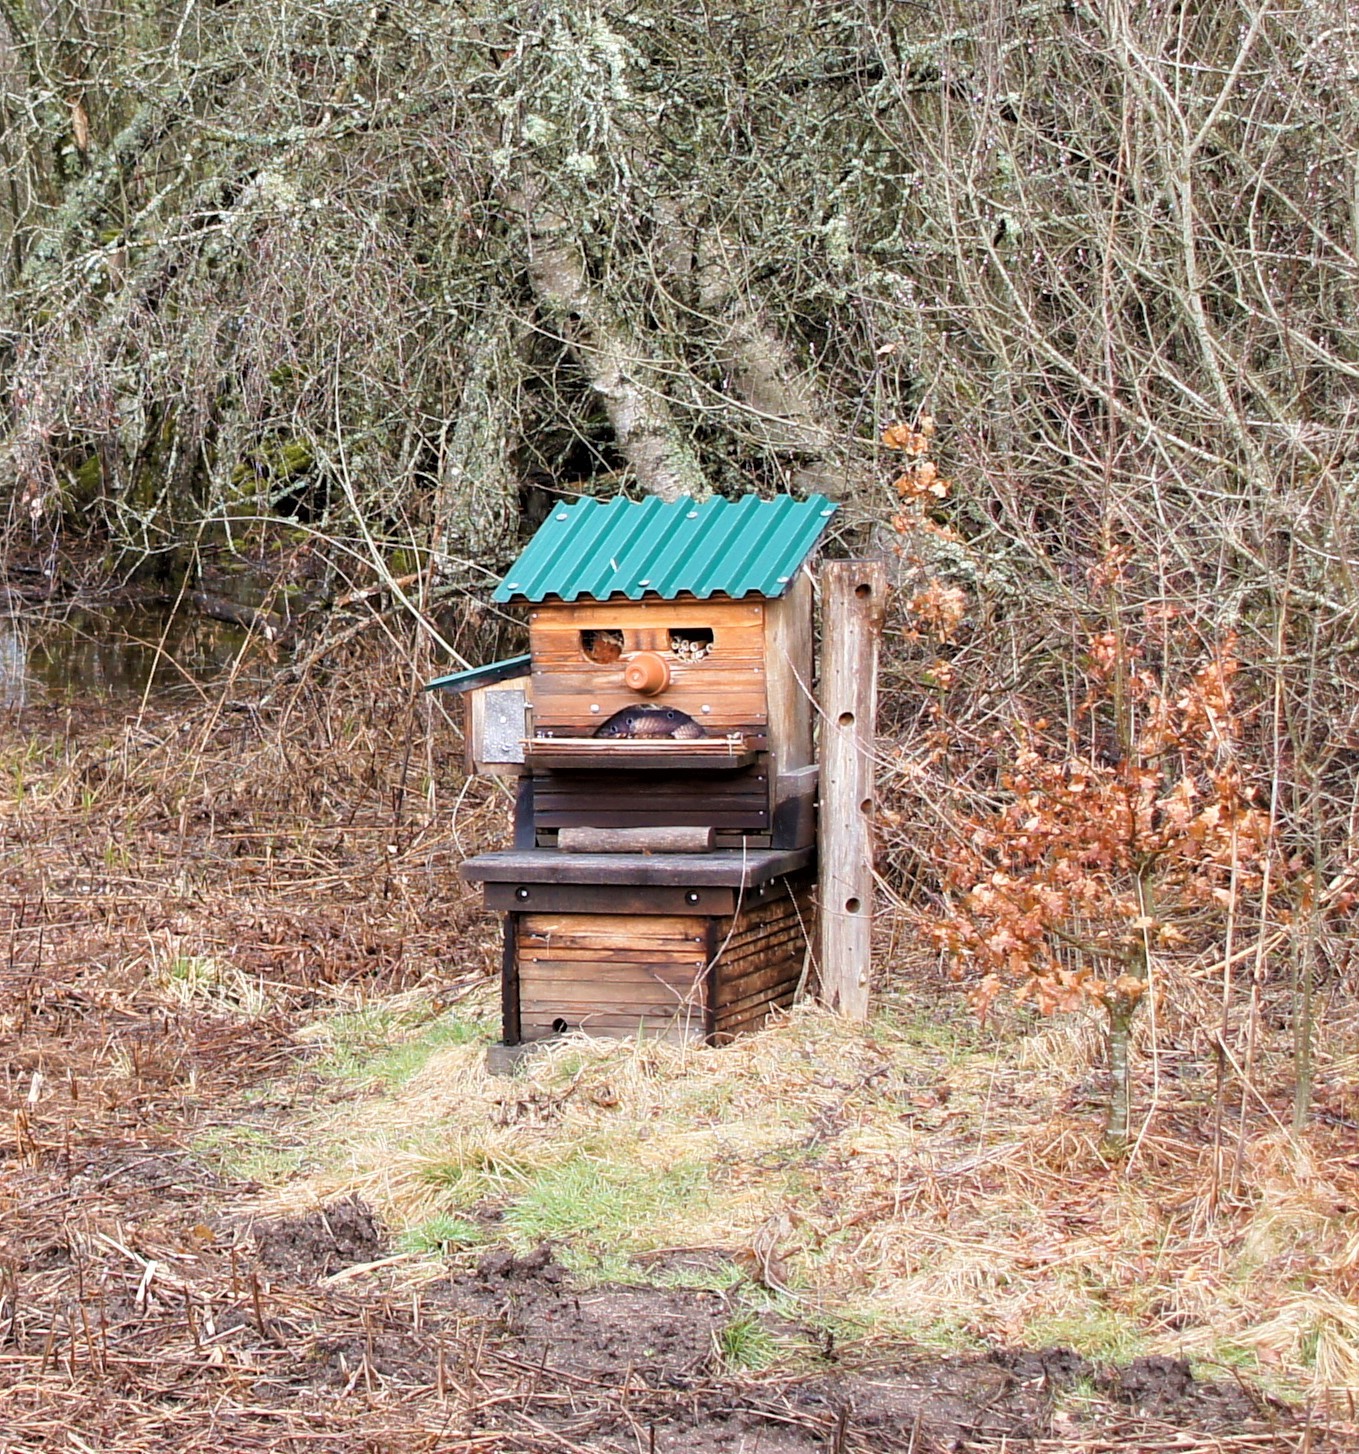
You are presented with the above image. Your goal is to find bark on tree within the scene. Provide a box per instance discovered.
[431,314,523,585]
[525,206,708,503]
[19,95,190,288]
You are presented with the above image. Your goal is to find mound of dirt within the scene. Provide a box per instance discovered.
[444,1245,730,1384]
[252,1194,387,1279]
[1104,1353,1263,1423]
[784,1346,1092,1451]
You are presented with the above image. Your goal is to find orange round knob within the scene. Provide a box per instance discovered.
[623,651,671,695]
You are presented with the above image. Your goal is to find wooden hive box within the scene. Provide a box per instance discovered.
[522,577,815,849]
[498,872,814,1044]
[432,492,837,1047]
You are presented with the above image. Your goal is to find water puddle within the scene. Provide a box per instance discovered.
[1,602,278,710]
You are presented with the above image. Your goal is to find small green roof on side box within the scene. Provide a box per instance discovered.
[425,653,531,694]
[493,493,838,604]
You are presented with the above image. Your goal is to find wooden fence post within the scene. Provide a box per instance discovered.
[817,559,887,1019]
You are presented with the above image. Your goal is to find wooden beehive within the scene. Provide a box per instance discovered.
[430,493,837,1048]
[522,577,815,848]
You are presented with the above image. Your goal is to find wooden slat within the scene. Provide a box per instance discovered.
[719,931,806,974]
[521,911,701,944]
[534,790,768,810]
[716,931,808,972]
[519,927,704,948]
[463,846,814,887]
[717,966,803,1015]
[720,901,807,938]
[521,981,703,1009]
[707,874,811,1038]
[719,906,809,947]
[525,740,756,772]
[534,772,767,802]
[521,998,706,1033]
[535,772,767,793]
[484,883,736,916]
[521,1005,703,1024]
[538,811,767,830]
[521,1018,704,1044]
[720,971,801,1011]
[520,964,704,989]
[533,762,771,831]
[519,945,703,969]
[528,598,764,629]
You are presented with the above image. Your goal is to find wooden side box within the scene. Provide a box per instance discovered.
[464,678,530,777]
[502,875,813,1045]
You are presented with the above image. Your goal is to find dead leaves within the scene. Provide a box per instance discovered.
[930,628,1283,1032]
[733,1211,798,1291]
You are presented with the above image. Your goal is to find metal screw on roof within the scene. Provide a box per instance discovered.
[687,511,698,519]
[639,578,650,586]
[506,582,518,589]
[821,508,834,515]
[556,514,568,521]
[777,575,789,583]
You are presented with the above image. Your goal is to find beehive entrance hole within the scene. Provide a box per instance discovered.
[581,629,624,663]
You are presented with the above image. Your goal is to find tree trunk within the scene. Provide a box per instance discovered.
[525,207,708,503]
[431,314,523,584]
[1102,947,1149,1151]
[1104,997,1135,1151]
[696,234,852,497]
[19,95,189,289]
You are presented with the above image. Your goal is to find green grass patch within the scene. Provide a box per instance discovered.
[503,1154,710,1261]
[192,1124,308,1184]
[1024,1303,1148,1363]
[399,1214,486,1255]
[315,1006,491,1088]
[717,1314,777,1371]
[419,1144,540,1201]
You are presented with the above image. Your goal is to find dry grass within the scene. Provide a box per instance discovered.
[3,649,1358,1450]
[256,981,1359,1405]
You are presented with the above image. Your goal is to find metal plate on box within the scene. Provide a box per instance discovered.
[477,683,527,764]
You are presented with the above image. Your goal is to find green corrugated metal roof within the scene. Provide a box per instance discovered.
[493,494,838,603]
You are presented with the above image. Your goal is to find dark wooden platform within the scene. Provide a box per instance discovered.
[460,847,814,888]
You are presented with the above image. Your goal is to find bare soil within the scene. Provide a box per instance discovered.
[1,678,1353,1451]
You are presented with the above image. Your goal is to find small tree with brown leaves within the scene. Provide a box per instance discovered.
[927,611,1273,1148]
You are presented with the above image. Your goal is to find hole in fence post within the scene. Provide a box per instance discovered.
[845,897,861,913]
[854,582,872,598]
[838,711,855,726]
